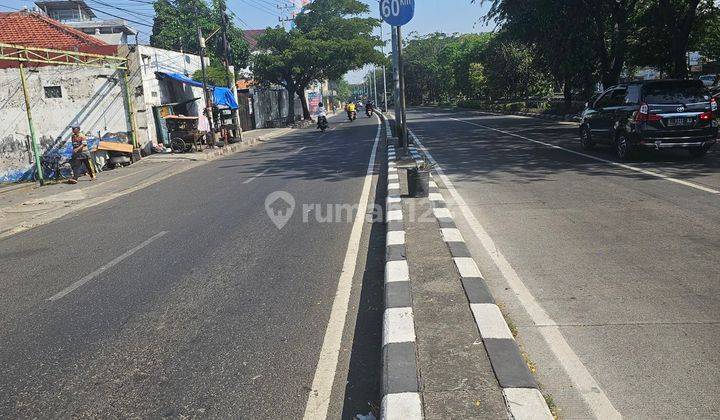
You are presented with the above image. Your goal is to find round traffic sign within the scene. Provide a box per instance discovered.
[379,0,415,26]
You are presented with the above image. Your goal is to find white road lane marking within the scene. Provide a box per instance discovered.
[243,167,271,184]
[409,130,622,419]
[243,146,308,184]
[446,115,720,195]
[303,116,381,420]
[47,231,168,302]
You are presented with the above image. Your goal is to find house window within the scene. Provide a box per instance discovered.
[44,86,62,98]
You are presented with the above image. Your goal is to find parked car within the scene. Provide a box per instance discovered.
[699,74,717,87]
[579,80,718,159]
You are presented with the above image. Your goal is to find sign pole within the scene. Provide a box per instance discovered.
[391,26,402,145]
[381,24,388,113]
[396,25,408,155]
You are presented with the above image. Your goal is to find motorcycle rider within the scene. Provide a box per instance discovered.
[315,102,328,130]
[346,101,357,121]
[365,100,375,116]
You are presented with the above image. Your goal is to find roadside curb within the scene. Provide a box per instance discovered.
[380,115,423,420]
[200,128,294,160]
[406,138,553,420]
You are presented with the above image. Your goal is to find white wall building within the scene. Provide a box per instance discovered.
[120,45,205,153]
[0,64,130,182]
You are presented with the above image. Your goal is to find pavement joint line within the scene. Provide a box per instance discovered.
[47,231,168,301]
[406,122,618,419]
[302,115,382,420]
[445,114,720,195]
[379,114,423,420]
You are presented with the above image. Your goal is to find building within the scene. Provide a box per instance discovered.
[35,0,137,45]
[0,10,130,182]
[119,44,205,153]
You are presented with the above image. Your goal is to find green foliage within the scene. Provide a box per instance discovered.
[192,63,232,86]
[251,0,383,119]
[150,0,250,74]
[482,38,553,99]
[483,0,719,93]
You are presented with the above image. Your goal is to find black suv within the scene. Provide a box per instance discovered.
[579,80,718,159]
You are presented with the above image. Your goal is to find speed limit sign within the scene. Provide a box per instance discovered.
[379,0,415,26]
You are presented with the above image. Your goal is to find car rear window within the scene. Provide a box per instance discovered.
[642,81,710,104]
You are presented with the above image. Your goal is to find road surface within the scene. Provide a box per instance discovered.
[406,107,720,419]
[0,113,384,419]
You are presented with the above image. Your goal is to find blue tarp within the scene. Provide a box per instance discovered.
[158,72,238,110]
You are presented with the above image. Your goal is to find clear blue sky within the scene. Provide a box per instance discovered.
[0,0,492,82]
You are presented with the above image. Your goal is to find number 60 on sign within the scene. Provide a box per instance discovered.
[379,0,415,26]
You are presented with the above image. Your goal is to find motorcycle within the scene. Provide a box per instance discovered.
[366,106,374,117]
[317,116,328,132]
[347,110,357,121]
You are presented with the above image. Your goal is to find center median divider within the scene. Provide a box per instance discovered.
[378,112,553,419]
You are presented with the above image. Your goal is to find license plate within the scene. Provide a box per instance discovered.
[667,117,694,126]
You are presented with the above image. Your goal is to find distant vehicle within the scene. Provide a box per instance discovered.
[699,74,717,87]
[579,79,718,159]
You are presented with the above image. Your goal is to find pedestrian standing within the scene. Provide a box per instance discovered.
[68,126,95,184]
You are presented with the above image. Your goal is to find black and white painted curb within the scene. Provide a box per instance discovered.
[381,118,423,420]
[406,137,553,420]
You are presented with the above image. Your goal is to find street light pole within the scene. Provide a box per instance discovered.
[373,66,378,106]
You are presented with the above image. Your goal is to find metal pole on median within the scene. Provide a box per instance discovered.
[381,24,388,113]
[396,25,409,154]
[19,62,44,185]
[391,26,402,145]
[373,66,378,106]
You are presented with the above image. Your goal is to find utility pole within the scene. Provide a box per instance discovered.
[19,63,43,185]
[219,0,242,141]
[381,24,388,112]
[197,26,215,146]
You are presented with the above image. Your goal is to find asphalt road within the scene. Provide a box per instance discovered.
[406,107,720,419]
[0,112,384,419]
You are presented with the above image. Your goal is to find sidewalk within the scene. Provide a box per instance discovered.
[0,127,292,239]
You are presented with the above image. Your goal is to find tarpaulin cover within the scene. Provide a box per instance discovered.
[158,72,238,110]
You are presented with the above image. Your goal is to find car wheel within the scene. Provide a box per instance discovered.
[615,132,633,160]
[580,125,595,150]
[689,147,707,158]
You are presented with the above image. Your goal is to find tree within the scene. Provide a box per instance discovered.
[482,37,552,99]
[630,0,715,78]
[150,0,249,76]
[192,64,233,86]
[252,0,383,121]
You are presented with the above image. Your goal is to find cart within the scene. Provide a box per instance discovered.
[164,115,205,153]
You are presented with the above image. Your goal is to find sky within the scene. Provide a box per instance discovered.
[0,0,493,82]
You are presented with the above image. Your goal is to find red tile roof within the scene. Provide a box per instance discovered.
[0,11,118,68]
[243,29,265,51]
